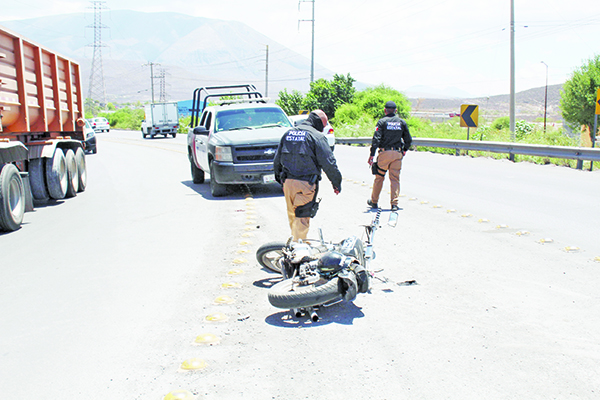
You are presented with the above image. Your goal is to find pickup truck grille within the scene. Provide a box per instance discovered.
[233,145,278,163]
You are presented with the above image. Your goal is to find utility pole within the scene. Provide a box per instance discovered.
[541,61,548,133]
[265,45,269,97]
[143,62,160,104]
[299,0,315,83]
[509,0,516,159]
[87,0,108,110]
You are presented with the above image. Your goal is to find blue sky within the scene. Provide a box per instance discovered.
[4,0,600,97]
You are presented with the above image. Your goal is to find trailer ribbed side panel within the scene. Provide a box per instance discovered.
[0,25,83,136]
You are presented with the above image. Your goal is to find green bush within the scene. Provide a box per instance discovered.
[333,103,362,126]
[178,116,191,133]
[515,120,535,140]
[353,85,411,120]
[98,107,144,130]
[334,114,377,138]
[491,116,510,130]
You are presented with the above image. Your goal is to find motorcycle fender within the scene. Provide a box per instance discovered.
[353,264,370,294]
[337,269,358,302]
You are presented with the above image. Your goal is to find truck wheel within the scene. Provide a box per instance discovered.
[172,132,177,138]
[209,162,228,197]
[75,147,87,192]
[45,149,68,199]
[29,158,49,201]
[64,149,79,198]
[0,164,25,232]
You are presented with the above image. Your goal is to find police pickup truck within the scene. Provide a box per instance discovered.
[187,85,293,197]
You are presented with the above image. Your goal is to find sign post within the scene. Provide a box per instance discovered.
[591,88,600,170]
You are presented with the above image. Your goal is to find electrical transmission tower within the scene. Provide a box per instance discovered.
[87,1,108,108]
[158,68,167,102]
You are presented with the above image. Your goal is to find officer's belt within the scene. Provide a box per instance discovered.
[379,146,401,151]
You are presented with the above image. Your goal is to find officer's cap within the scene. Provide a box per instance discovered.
[385,101,397,109]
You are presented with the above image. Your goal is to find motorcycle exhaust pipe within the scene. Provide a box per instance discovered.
[308,307,319,322]
[293,308,303,318]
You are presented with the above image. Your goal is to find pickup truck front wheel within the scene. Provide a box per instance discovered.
[209,162,228,197]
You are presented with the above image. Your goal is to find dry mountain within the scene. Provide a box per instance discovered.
[2,11,563,120]
[1,11,332,102]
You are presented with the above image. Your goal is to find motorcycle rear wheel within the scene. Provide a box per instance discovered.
[268,276,341,309]
[256,241,286,273]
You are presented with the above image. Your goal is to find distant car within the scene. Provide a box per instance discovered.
[287,114,335,151]
[83,119,97,154]
[89,117,110,132]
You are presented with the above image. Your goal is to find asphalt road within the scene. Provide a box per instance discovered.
[1,130,599,399]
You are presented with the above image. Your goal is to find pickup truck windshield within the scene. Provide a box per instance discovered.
[215,107,292,132]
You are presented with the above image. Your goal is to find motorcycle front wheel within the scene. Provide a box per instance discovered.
[256,241,287,273]
[268,276,341,309]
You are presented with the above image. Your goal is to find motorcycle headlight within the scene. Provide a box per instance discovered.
[215,146,233,162]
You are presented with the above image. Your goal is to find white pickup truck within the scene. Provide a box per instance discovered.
[141,102,179,138]
[187,85,292,197]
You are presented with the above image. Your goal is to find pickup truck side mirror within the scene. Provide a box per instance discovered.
[193,126,209,136]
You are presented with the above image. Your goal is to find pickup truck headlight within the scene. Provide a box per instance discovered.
[215,146,233,162]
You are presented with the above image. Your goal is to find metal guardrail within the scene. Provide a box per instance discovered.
[336,137,600,163]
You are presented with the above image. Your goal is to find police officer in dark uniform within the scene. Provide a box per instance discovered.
[367,101,412,211]
[274,110,342,241]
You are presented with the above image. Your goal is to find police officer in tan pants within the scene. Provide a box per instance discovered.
[367,101,412,211]
[274,110,342,241]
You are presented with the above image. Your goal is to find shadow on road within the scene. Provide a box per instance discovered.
[264,301,365,328]
[181,180,283,201]
[253,275,282,289]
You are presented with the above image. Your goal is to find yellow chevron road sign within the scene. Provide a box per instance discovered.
[460,104,479,128]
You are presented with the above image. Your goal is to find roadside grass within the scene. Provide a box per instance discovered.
[333,117,597,171]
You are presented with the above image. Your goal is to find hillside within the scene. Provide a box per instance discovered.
[2,12,564,121]
[1,11,332,102]
[410,84,563,122]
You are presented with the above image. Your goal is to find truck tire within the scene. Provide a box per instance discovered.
[209,162,228,197]
[29,158,49,201]
[0,164,25,232]
[64,149,79,198]
[171,132,177,138]
[189,153,205,184]
[45,149,68,199]
[75,147,87,192]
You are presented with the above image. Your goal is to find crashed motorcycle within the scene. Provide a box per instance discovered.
[256,210,397,321]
